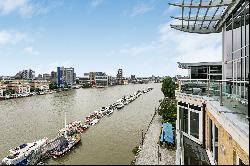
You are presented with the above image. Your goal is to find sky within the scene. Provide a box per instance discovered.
[0,0,222,77]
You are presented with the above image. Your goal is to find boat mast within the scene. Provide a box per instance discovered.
[64,111,67,139]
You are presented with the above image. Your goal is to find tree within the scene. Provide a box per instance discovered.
[161,76,176,98]
[49,83,58,90]
[158,98,177,128]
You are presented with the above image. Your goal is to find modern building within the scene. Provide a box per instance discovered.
[78,76,90,85]
[170,0,249,165]
[43,74,51,81]
[37,74,43,80]
[131,75,136,80]
[15,69,35,80]
[177,62,222,80]
[95,72,108,87]
[51,71,57,83]
[57,67,75,87]
[30,80,49,92]
[108,76,116,86]
[117,69,123,80]
[2,80,30,95]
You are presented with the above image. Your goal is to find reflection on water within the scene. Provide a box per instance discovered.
[0,83,163,165]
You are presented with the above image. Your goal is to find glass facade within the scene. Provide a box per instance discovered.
[223,0,249,99]
[190,65,222,80]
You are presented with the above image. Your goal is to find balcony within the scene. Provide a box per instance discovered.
[176,78,249,133]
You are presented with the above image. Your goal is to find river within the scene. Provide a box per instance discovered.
[0,83,163,165]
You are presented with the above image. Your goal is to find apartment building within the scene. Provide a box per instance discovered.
[170,0,249,165]
[57,67,75,87]
[30,80,50,92]
[2,80,31,95]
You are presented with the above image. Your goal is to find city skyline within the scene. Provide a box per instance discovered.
[1,0,221,77]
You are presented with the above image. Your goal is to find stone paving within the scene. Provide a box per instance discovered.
[134,114,176,165]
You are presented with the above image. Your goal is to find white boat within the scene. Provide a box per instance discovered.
[2,138,48,165]
[116,102,124,109]
[99,107,109,114]
[106,109,114,116]
[124,101,129,105]
[89,119,100,125]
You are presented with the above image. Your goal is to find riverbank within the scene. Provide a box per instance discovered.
[134,113,175,165]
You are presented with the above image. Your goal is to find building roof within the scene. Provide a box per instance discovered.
[169,0,244,34]
[177,61,222,69]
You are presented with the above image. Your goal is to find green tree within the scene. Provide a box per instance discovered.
[158,98,177,128]
[3,89,16,96]
[161,76,175,98]
[49,83,58,90]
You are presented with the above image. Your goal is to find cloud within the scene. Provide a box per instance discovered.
[131,3,154,16]
[90,0,103,7]
[163,5,178,15]
[0,30,27,45]
[119,44,155,57]
[110,18,222,76]
[0,0,63,18]
[24,46,39,55]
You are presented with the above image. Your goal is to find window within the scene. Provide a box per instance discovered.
[190,111,199,139]
[183,108,189,134]
[208,118,219,164]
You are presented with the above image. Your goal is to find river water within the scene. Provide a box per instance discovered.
[0,83,163,165]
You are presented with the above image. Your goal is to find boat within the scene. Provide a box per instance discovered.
[58,121,88,137]
[89,119,100,125]
[1,138,48,165]
[99,107,111,116]
[51,112,81,158]
[116,102,124,109]
[105,109,114,116]
[124,101,129,105]
[51,134,81,158]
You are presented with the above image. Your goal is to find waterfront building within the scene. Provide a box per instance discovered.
[43,74,51,81]
[177,62,222,80]
[117,69,123,80]
[108,76,116,86]
[57,67,75,87]
[170,0,249,165]
[0,84,7,97]
[131,75,136,80]
[15,69,35,80]
[3,80,30,95]
[30,80,50,92]
[51,71,57,83]
[22,69,35,80]
[37,74,43,80]
[78,76,90,85]
[95,72,108,87]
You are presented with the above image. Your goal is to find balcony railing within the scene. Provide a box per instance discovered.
[177,79,249,121]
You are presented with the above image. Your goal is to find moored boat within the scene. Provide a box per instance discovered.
[1,138,48,165]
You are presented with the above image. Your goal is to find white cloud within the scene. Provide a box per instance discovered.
[24,46,39,55]
[91,0,103,7]
[110,19,222,77]
[119,44,155,57]
[0,0,63,18]
[131,3,154,16]
[163,5,178,15]
[0,0,27,14]
[0,30,27,45]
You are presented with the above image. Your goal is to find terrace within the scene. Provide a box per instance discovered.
[176,78,249,136]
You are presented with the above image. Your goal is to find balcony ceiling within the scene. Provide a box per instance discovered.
[169,0,237,34]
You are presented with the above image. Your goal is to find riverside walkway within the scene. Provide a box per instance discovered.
[134,114,175,165]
